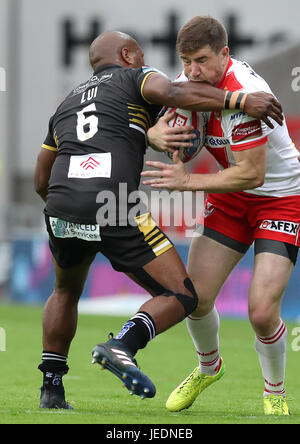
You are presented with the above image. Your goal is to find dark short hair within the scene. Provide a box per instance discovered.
[176,16,228,55]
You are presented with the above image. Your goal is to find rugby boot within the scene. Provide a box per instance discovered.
[263,395,290,416]
[92,336,156,399]
[166,358,225,412]
[39,372,73,409]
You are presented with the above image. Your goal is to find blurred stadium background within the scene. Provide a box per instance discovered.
[0,0,299,320]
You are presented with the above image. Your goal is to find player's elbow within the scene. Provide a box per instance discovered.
[251,177,265,189]
[239,157,266,190]
[255,174,265,188]
[254,166,266,188]
[34,181,48,200]
[246,170,265,189]
[34,171,48,200]
[34,182,45,196]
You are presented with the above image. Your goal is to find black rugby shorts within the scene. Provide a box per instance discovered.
[45,213,173,271]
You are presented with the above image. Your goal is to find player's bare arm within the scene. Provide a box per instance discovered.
[142,73,283,129]
[34,148,57,202]
[141,143,267,193]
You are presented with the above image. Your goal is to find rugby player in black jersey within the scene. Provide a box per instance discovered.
[34,30,283,409]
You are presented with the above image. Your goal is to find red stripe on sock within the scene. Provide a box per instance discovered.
[257,322,286,345]
[264,378,284,388]
[197,349,218,357]
[264,388,286,397]
[199,356,220,367]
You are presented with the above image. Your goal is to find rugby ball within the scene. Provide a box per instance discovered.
[165,108,207,163]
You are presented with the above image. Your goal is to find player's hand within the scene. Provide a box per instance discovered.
[244,92,284,129]
[141,150,191,191]
[148,112,196,154]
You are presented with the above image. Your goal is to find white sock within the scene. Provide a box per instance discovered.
[186,306,221,376]
[254,320,287,397]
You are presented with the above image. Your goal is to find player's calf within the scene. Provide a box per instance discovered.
[91,276,197,399]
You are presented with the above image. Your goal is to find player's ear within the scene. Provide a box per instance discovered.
[220,46,229,58]
[121,47,133,66]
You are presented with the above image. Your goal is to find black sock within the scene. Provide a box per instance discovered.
[38,351,69,388]
[115,312,156,356]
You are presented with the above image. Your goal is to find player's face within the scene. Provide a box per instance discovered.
[180,45,229,86]
[130,44,145,68]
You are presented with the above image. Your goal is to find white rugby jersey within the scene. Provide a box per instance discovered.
[177,58,300,197]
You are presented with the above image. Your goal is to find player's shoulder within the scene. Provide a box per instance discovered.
[228,58,272,94]
[174,71,188,83]
[123,65,169,87]
[141,65,169,78]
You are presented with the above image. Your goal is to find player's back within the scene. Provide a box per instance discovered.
[43,65,161,224]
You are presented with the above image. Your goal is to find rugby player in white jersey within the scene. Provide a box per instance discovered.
[142,16,300,416]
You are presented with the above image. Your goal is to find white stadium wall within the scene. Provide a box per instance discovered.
[0,0,9,236]
[0,0,300,213]
[1,0,300,316]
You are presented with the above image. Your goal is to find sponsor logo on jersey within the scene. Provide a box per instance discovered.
[92,74,113,84]
[80,156,100,170]
[49,217,102,241]
[232,120,262,143]
[72,74,113,96]
[230,112,246,121]
[205,136,230,148]
[68,153,112,179]
[259,220,299,235]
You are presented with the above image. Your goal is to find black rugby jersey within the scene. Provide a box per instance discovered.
[42,65,162,225]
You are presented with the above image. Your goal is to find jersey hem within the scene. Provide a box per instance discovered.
[231,136,268,151]
[42,144,58,152]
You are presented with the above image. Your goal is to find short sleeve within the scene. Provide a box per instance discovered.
[135,66,169,104]
[222,111,269,152]
[42,116,58,152]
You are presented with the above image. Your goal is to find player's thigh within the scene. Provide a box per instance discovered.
[128,247,199,320]
[46,215,98,296]
[127,247,189,297]
[53,253,96,298]
[100,213,189,295]
[187,233,244,308]
[191,193,252,309]
[143,246,189,294]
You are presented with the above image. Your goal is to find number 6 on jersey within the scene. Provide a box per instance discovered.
[76,103,99,141]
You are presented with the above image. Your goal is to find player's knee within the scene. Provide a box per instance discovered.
[173,277,198,317]
[192,288,214,316]
[249,306,274,334]
[53,286,82,301]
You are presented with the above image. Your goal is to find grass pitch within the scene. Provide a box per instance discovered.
[0,303,299,424]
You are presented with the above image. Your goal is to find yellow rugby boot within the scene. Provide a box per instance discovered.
[166,358,225,412]
[263,395,290,416]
